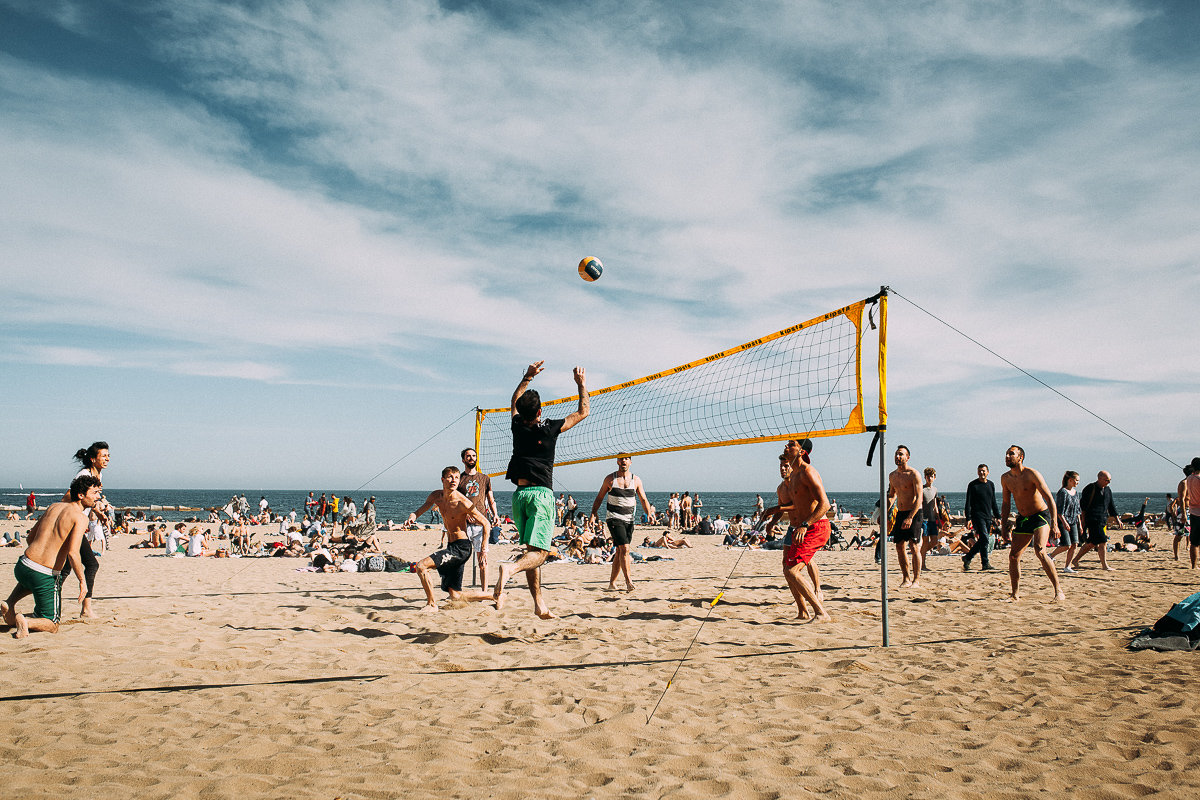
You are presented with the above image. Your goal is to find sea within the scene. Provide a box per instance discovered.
[1,487,1169,524]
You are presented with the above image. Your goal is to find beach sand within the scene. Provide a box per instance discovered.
[1,520,1198,799]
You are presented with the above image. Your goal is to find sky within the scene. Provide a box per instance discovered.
[1,0,1198,496]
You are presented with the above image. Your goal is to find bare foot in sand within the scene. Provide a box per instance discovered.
[1053,591,1066,602]
[605,584,620,592]
[811,612,833,623]
[0,601,14,628]
[493,564,513,608]
[13,613,29,639]
[418,603,438,614]
[793,610,811,622]
[535,608,556,620]
[623,582,635,592]
[1103,567,1116,572]
[910,581,921,589]
[1004,594,1021,603]
[900,580,913,589]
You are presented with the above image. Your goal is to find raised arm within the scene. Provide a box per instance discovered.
[560,366,589,432]
[511,361,544,417]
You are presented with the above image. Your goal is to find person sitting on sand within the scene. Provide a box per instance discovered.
[405,466,499,613]
[2,474,100,638]
[186,526,211,557]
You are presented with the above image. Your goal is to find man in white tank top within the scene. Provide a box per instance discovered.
[590,454,651,592]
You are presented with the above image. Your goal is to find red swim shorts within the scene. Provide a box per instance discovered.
[784,518,830,569]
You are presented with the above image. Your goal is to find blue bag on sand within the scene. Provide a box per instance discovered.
[1161,592,1200,633]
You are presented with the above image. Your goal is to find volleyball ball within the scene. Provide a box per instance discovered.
[578,256,603,282]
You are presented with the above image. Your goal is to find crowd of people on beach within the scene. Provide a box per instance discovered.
[5,381,1200,637]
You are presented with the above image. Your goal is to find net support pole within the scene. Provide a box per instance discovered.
[878,426,890,647]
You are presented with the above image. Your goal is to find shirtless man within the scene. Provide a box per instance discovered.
[493,361,589,618]
[1175,465,1194,561]
[887,445,923,588]
[1184,458,1200,570]
[405,466,496,612]
[1000,444,1065,602]
[761,451,823,606]
[763,439,832,622]
[458,447,499,588]
[589,454,651,591]
[2,474,100,638]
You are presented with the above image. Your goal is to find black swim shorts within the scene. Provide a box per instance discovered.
[1084,519,1108,545]
[606,518,634,547]
[430,539,473,593]
[890,511,923,544]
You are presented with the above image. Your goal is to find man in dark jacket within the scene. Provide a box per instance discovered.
[962,464,1001,571]
[1070,471,1118,571]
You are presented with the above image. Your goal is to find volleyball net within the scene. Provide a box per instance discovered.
[475,292,888,477]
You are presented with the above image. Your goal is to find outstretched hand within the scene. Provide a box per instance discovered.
[525,361,545,380]
[573,366,586,385]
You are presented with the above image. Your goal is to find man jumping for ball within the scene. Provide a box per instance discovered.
[405,466,497,612]
[494,361,589,618]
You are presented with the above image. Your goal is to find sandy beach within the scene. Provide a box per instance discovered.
[1,519,1198,799]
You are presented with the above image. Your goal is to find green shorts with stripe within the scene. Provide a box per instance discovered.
[14,556,66,623]
[512,486,555,551]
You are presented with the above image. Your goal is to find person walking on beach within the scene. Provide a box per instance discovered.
[761,452,824,606]
[1182,458,1200,570]
[777,439,832,622]
[405,467,497,612]
[1070,471,1119,571]
[494,361,589,618]
[25,491,36,520]
[589,454,651,592]
[1174,465,1194,561]
[1049,471,1082,572]
[919,468,940,567]
[962,464,1000,572]
[458,447,499,588]
[887,445,923,588]
[2,474,100,638]
[1000,445,1064,602]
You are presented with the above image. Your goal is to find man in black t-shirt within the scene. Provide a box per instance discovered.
[493,360,589,618]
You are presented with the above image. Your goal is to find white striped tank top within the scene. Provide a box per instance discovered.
[606,485,637,523]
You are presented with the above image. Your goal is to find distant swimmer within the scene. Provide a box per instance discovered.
[2,474,101,638]
[887,445,923,588]
[405,467,497,612]
[589,454,652,591]
[1000,445,1064,602]
[494,361,589,619]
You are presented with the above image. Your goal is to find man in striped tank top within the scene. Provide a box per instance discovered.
[590,454,652,592]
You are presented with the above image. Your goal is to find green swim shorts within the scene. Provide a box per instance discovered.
[14,556,66,623]
[512,486,555,551]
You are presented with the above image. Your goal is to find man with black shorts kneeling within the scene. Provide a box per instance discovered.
[405,467,496,612]
[589,454,651,592]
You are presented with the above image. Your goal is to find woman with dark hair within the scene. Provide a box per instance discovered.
[71,441,109,618]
